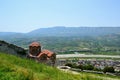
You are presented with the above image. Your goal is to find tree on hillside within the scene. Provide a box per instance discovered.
[103,66,115,73]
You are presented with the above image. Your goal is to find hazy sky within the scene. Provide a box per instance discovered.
[0,0,120,33]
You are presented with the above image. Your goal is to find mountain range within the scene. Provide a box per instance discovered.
[0,27,120,38]
[0,27,120,54]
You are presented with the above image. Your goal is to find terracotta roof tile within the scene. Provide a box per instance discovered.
[29,42,41,47]
[41,50,54,57]
[37,52,47,58]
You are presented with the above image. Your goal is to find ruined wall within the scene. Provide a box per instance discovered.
[0,40,26,56]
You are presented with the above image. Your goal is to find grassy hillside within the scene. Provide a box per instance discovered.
[0,53,120,80]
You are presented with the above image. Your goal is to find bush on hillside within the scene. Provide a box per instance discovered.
[83,64,94,70]
[103,66,115,73]
[65,63,77,68]
[77,65,83,71]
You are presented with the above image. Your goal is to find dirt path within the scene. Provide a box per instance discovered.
[57,66,79,74]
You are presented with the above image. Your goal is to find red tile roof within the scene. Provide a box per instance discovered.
[41,49,54,57]
[29,42,55,60]
[36,50,54,58]
[37,52,47,58]
[29,42,41,47]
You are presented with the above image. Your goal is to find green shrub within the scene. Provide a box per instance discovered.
[103,66,115,73]
[77,64,83,71]
[83,64,94,70]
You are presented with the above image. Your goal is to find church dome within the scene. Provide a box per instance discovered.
[29,42,41,47]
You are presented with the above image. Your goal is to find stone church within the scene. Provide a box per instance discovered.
[27,42,56,66]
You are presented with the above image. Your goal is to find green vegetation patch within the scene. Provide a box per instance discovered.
[0,53,120,80]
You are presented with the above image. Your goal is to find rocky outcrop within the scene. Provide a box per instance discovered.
[0,40,26,56]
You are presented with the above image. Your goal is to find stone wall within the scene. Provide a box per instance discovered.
[0,40,26,56]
